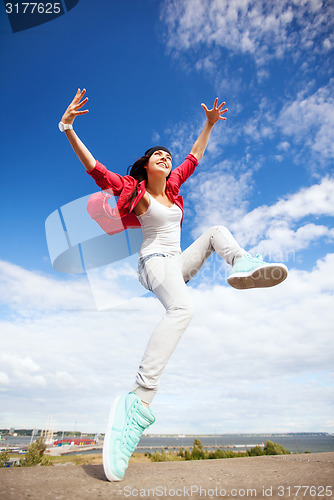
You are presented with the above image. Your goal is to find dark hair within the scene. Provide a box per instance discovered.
[125,155,149,213]
[126,153,172,213]
[127,155,149,183]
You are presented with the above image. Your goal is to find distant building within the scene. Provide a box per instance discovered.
[53,438,97,446]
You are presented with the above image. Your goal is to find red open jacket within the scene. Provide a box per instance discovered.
[86,154,198,235]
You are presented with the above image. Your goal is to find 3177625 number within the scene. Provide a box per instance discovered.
[277,485,333,497]
[5,3,61,14]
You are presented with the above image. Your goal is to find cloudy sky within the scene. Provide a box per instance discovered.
[0,0,333,434]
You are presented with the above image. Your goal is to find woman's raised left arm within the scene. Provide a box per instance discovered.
[190,98,227,161]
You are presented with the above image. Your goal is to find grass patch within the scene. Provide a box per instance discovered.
[149,440,292,462]
[9,452,152,466]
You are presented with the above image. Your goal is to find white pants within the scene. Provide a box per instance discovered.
[131,225,245,404]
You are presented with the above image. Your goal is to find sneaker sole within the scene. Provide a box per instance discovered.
[228,264,288,290]
[103,396,122,482]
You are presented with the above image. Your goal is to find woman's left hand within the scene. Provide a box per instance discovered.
[201,98,227,125]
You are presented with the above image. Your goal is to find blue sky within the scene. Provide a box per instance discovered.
[0,0,333,434]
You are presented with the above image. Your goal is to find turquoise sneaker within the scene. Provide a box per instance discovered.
[103,392,155,481]
[228,253,288,289]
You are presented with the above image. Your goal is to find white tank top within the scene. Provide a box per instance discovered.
[137,192,182,258]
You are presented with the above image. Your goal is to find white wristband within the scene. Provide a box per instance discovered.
[59,122,73,132]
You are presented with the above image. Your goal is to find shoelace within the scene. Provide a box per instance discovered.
[122,403,150,456]
[246,252,263,263]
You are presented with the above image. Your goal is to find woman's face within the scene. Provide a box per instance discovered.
[145,150,172,177]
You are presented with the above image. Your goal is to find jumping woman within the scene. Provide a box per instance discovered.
[59,89,288,481]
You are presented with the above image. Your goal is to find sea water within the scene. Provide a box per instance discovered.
[137,434,334,454]
[2,434,334,455]
[3,434,333,455]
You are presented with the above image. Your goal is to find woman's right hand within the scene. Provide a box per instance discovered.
[61,88,89,125]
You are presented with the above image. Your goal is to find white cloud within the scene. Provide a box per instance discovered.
[236,179,334,257]
[0,353,46,388]
[0,260,93,315]
[160,0,333,66]
[274,155,283,162]
[86,256,146,310]
[0,353,40,373]
[277,141,291,151]
[152,253,334,432]
[151,130,161,143]
[164,102,243,166]
[252,222,334,259]
[184,159,253,235]
[0,372,10,385]
[165,121,200,163]
[184,170,334,260]
[240,80,334,164]
[53,371,81,390]
[0,256,147,314]
[0,250,333,432]
[277,79,334,160]
[243,99,276,143]
[268,176,334,219]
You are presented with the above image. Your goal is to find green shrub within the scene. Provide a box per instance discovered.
[193,438,203,449]
[190,439,206,460]
[150,447,172,462]
[264,440,290,455]
[151,440,290,463]
[0,449,10,467]
[247,445,265,456]
[20,438,47,467]
[208,449,225,459]
[191,446,206,460]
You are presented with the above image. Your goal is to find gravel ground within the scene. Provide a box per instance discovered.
[0,452,333,499]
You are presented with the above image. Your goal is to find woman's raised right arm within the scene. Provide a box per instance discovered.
[60,88,96,172]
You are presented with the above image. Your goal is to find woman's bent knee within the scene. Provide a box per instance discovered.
[210,224,228,233]
[169,302,194,322]
[186,303,195,321]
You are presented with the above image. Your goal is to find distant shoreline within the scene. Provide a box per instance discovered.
[2,433,334,456]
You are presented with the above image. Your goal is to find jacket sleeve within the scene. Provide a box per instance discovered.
[86,191,128,235]
[168,154,198,189]
[87,160,124,196]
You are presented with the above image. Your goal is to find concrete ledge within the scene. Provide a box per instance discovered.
[1,452,333,499]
